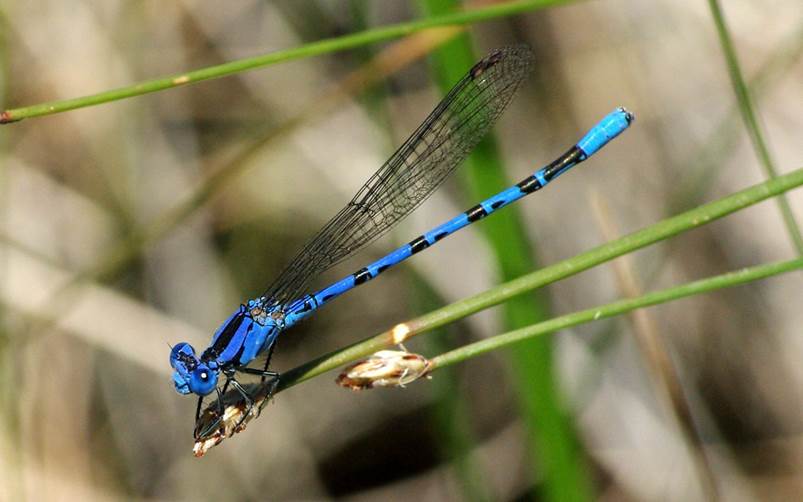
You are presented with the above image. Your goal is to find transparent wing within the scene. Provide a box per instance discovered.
[261,45,534,310]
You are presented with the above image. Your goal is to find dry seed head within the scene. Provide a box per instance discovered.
[336,350,432,390]
[192,381,274,457]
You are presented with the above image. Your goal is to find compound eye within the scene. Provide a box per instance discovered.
[190,366,218,396]
[193,367,211,381]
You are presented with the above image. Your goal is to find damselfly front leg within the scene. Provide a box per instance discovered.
[193,386,225,439]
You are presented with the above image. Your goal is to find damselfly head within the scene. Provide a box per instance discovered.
[170,342,219,396]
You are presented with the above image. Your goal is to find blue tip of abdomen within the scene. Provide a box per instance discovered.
[577,107,634,158]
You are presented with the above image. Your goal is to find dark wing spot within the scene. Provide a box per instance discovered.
[470,49,505,79]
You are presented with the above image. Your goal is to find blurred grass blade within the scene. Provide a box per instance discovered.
[416,1,592,499]
[707,0,803,254]
[431,257,803,367]
[0,0,574,123]
[278,166,803,388]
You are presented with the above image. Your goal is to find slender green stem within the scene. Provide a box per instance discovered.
[432,258,803,367]
[0,0,572,123]
[707,0,803,254]
[278,166,803,388]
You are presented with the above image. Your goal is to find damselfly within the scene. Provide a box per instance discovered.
[170,45,633,439]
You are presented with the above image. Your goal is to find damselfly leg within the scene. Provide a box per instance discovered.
[193,386,225,439]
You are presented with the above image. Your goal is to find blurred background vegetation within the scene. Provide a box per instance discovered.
[1,0,802,500]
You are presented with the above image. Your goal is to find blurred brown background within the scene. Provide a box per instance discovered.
[0,1,802,500]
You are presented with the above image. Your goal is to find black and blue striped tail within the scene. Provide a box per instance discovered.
[284,107,634,326]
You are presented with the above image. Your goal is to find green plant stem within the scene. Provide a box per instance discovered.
[278,166,803,388]
[0,0,573,123]
[432,257,803,368]
[707,0,803,254]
